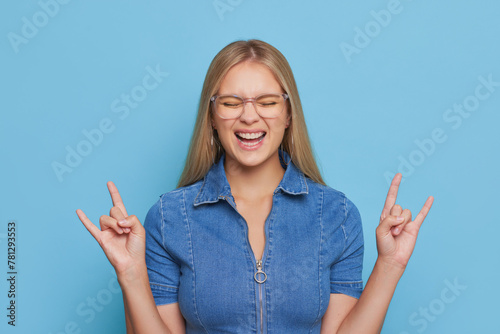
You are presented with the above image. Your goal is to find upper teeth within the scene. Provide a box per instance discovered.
[236,132,264,139]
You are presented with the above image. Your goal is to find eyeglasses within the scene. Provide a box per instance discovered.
[210,93,289,119]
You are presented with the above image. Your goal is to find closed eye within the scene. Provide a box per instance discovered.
[258,102,278,107]
[222,103,242,108]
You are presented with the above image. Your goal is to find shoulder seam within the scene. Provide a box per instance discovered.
[159,194,166,248]
[341,194,348,246]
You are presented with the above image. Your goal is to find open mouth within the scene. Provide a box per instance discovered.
[235,131,266,147]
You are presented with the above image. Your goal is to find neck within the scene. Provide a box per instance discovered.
[224,152,285,200]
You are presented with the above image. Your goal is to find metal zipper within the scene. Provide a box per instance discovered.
[255,259,267,333]
[221,195,268,333]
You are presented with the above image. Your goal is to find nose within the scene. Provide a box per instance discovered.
[239,100,260,124]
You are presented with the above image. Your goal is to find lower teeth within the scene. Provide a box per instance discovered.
[237,136,264,146]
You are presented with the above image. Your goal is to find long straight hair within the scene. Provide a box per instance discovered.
[177,40,325,188]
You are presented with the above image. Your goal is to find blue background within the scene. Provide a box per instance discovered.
[1,0,498,333]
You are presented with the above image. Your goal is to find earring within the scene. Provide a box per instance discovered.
[211,132,220,165]
[281,134,293,166]
[211,134,215,165]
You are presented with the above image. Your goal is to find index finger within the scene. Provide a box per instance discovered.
[107,181,128,217]
[76,209,101,242]
[380,173,402,221]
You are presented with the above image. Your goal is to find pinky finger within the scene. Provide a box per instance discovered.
[413,196,435,228]
[76,209,101,241]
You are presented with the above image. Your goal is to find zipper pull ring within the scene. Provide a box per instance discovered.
[254,259,267,284]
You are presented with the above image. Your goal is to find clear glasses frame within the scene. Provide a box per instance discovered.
[210,93,289,119]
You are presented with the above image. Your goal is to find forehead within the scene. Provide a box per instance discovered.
[218,61,282,95]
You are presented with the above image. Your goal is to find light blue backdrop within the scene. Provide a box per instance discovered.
[1,0,498,333]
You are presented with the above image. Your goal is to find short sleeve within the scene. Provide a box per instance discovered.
[330,197,364,299]
[144,197,181,305]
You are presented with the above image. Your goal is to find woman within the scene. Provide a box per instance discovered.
[77,40,434,333]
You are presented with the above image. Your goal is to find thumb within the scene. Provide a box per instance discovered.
[117,215,144,236]
[377,215,405,236]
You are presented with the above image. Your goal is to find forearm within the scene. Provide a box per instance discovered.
[123,293,134,334]
[337,258,405,334]
[118,263,170,334]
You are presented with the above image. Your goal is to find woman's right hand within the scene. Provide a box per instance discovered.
[76,181,146,278]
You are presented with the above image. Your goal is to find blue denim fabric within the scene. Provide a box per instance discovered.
[145,152,364,333]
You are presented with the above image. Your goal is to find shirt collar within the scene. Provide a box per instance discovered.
[194,151,308,206]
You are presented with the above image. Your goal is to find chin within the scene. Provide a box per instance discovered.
[235,150,278,168]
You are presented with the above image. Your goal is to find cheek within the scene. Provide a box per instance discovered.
[214,120,236,142]
[267,121,288,140]
[275,116,290,132]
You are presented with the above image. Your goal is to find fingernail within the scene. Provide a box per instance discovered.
[397,216,404,222]
[123,227,131,233]
[118,219,127,226]
[394,227,400,234]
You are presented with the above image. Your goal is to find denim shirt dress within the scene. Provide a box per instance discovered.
[145,153,364,333]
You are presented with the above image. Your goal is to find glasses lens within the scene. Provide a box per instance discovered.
[255,94,285,118]
[215,96,244,118]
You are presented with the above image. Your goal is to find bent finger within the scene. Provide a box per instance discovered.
[110,206,127,222]
[99,215,124,235]
[390,204,403,217]
[117,215,144,235]
[377,215,406,236]
[392,208,412,235]
[76,209,101,241]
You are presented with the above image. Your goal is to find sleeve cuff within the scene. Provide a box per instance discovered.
[330,281,364,299]
[150,282,179,305]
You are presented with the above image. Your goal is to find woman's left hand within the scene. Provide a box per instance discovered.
[376,173,434,269]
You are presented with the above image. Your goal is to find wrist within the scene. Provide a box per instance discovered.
[375,257,406,277]
[116,261,149,286]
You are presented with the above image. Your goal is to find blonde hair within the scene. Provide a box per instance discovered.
[177,39,325,187]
